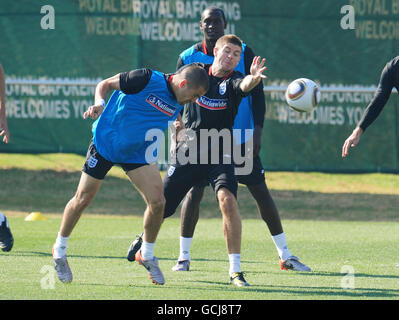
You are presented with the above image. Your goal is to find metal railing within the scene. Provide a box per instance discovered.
[6,78,392,94]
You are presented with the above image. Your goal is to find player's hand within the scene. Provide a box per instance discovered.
[0,120,9,144]
[174,118,183,133]
[0,127,9,144]
[83,105,104,120]
[173,118,187,143]
[250,56,267,81]
[170,133,177,157]
[170,120,184,157]
[342,127,363,158]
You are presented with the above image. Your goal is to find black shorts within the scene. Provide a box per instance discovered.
[236,153,265,186]
[82,141,148,180]
[193,143,265,188]
[163,162,237,218]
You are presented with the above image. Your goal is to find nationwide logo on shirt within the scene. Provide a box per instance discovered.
[146,94,177,116]
[196,96,228,110]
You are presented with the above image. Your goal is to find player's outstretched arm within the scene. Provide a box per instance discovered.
[0,64,9,143]
[342,126,363,158]
[83,73,121,120]
[240,56,267,93]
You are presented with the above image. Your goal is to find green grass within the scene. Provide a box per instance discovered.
[1,216,399,300]
[1,153,399,300]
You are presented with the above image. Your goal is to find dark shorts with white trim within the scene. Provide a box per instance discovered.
[163,161,237,219]
[193,143,265,188]
[82,141,148,180]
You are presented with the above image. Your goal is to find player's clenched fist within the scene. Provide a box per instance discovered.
[83,105,104,120]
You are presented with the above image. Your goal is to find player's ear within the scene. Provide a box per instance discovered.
[213,46,219,57]
[179,79,188,89]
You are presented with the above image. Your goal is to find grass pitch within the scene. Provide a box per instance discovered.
[0,153,399,300]
[1,216,399,300]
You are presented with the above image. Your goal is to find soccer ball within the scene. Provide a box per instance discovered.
[285,78,320,113]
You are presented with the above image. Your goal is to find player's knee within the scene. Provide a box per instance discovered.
[187,186,205,203]
[217,189,237,213]
[248,181,268,193]
[73,190,96,210]
[148,195,166,213]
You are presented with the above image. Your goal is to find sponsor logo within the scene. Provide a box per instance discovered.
[196,96,228,110]
[146,94,177,116]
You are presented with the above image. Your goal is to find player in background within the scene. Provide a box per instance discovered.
[0,63,14,252]
[128,7,310,273]
[342,56,399,157]
[52,64,208,285]
[342,57,399,267]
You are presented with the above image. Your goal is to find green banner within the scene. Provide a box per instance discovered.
[1,0,398,172]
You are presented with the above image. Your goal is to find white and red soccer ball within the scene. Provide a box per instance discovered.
[285,78,320,113]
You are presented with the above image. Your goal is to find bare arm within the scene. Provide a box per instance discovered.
[83,73,121,120]
[0,64,9,143]
[240,56,267,93]
[170,113,185,156]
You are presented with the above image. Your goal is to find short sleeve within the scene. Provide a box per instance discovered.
[119,68,153,95]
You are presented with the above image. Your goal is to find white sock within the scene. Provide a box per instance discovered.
[228,253,241,275]
[141,241,155,261]
[178,236,192,261]
[271,232,292,261]
[53,233,69,258]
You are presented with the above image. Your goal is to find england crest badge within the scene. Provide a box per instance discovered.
[219,81,227,95]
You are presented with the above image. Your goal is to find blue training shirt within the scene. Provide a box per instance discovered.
[92,70,182,164]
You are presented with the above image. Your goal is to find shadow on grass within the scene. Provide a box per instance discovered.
[266,284,399,298]
[0,168,146,215]
[8,251,261,265]
[9,251,398,298]
[160,257,260,264]
[9,251,125,260]
[141,280,399,299]
[2,168,399,220]
[299,271,399,280]
[249,269,399,280]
